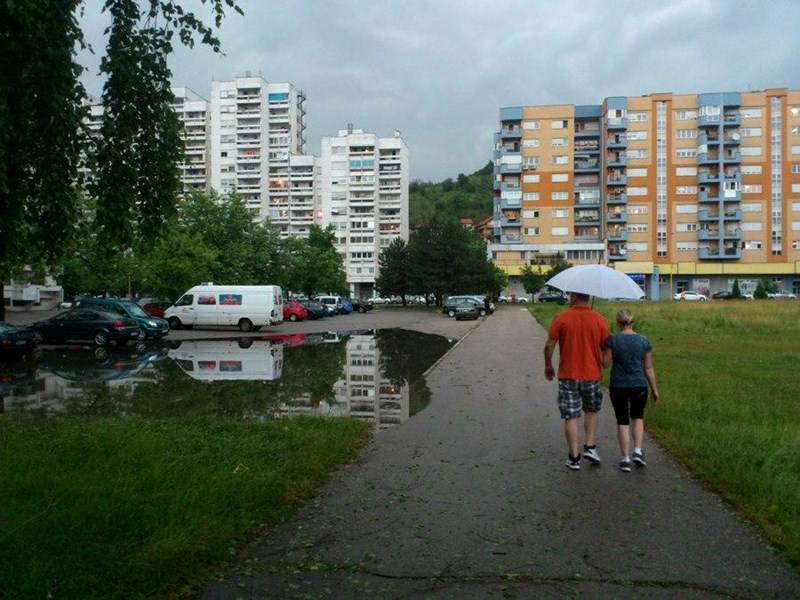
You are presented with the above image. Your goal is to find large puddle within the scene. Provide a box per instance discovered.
[0,329,454,429]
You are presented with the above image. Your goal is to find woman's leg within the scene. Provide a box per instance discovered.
[617,424,631,458]
[629,388,648,450]
[609,388,631,458]
[631,419,644,449]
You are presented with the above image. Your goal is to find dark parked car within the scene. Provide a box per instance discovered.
[142,301,172,318]
[39,346,168,384]
[30,309,141,346]
[79,298,169,339]
[339,298,354,314]
[712,291,734,300]
[348,298,374,313]
[537,290,567,304]
[300,300,327,320]
[283,299,309,322]
[442,297,484,318]
[0,322,39,357]
[454,304,479,321]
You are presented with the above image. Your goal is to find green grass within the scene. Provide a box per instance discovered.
[0,417,370,599]
[529,300,800,566]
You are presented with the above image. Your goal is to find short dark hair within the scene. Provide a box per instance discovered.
[571,292,590,302]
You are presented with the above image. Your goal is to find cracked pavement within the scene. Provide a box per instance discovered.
[193,307,800,599]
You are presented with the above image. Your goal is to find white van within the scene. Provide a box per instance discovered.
[168,339,284,382]
[164,285,284,331]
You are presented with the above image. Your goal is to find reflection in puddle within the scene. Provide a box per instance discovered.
[0,329,453,430]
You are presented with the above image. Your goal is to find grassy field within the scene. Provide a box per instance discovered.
[0,417,370,600]
[529,300,800,566]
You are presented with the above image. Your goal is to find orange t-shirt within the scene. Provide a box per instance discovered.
[548,306,610,381]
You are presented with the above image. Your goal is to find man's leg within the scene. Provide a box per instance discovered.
[564,417,580,457]
[581,380,604,463]
[584,411,598,447]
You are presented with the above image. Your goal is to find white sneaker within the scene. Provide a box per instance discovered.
[583,445,601,464]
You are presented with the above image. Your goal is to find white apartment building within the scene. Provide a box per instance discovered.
[319,127,409,298]
[78,99,104,186]
[208,76,306,224]
[171,87,210,193]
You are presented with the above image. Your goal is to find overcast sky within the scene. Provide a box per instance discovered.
[79,0,799,181]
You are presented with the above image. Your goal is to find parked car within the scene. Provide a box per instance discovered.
[79,297,169,340]
[767,292,797,299]
[455,304,479,321]
[348,298,374,313]
[283,299,309,322]
[300,300,327,320]
[537,290,567,304]
[712,291,733,300]
[165,285,284,331]
[442,297,485,318]
[498,295,529,304]
[30,309,141,346]
[448,295,495,314]
[0,322,39,356]
[142,301,172,318]
[339,298,354,314]
[673,291,707,302]
[315,295,343,315]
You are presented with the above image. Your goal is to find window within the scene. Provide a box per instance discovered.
[551,173,569,182]
[742,184,763,193]
[550,209,568,218]
[741,108,762,118]
[627,242,648,251]
[792,202,800,211]
[677,242,698,251]
[552,155,569,165]
[676,129,697,139]
[551,137,567,147]
[793,184,800,193]
[627,131,648,140]
[551,226,569,236]
[741,146,763,156]
[522,210,540,218]
[676,204,698,214]
[675,110,698,120]
[792,107,800,116]
[741,202,763,212]
[627,187,648,196]
[628,112,647,122]
[627,168,647,177]
[524,157,539,169]
[525,227,540,236]
[741,165,763,175]
[676,185,698,195]
[676,223,698,232]
[793,241,800,250]
[793,126,800,136]
[676,148,697,158]
[523,174,540,183]
[793,221,800,231]
[628,223,648,233]
[522,120,540,130]
[740,127,762,137]
[741,222,763,231]
[176,295,194,306]
[742,241,762,250]
[551,191,569,201]
[627,149,648,159]
[522,139,539,148]
[523,192,539,201]
[792,145,800,155]
[197,295,216,305]
[551,119,568,129]
[793,165,800,174]
[676,167,697,176]
[628,204,649,215]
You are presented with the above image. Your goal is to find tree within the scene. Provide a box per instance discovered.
[520,264,546,295]
[376,239,411,305]
[487,264,508,300]
[284,225,346,297]
[731,279,742,299]
[761,278,779,294]
[141,228,216,301]
[547,253,573,279]
[754,279,768,299]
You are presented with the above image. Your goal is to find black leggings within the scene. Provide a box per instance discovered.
[609,387,648,426]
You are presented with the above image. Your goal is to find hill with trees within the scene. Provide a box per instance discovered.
[409,162,494,227]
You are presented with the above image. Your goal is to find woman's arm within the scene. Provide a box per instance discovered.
[644,351,659,403]
[601,346,612,368]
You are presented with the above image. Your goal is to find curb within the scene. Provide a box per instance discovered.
[422,320,482,379]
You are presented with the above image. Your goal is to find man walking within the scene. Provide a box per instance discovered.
[543,292,610,470]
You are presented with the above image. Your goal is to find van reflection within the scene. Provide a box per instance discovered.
[168,339,284,382]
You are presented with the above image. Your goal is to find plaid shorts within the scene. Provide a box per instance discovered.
[557,379,603,420]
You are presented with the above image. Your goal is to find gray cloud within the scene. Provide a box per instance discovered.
[79,0,800,181]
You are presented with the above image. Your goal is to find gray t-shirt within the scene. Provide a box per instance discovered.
[606,333,652,388]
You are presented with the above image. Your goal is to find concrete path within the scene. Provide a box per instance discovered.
[196,307,800,599]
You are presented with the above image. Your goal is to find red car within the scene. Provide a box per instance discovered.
[142,302,172,318]
[283,299,308,322]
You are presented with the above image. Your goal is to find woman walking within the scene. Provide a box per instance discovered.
[603,309,660,472]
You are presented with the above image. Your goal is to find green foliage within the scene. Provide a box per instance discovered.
[520,264,546,295]
[410,162,493,227]
[546,253,573,279]
[140,227,216,301]
[761,278,779,294]
[754,279,768,299]
[731,279,742,299]
[284,224,347,297]
[488,264,508,298]
[375,239,411,302]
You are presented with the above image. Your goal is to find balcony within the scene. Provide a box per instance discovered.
[697,152,719,165]
[496,146,520,156]
[575,127,601,138]
[698,170,721,184]
[698,209,717,222]
[607,175,627,186]
[607,154,627,167]
[723,134,741,146]
[575,159,600,172]
[608,246,627,260]
[607,229,628,242]
[493,180,502,191]
[500,217,522,228]
[723,114,741,127]
[500,181,521,192]
[499,163,522,175]
[698,114,721,128]
[501,234,522,244]
[723,228,742,240]
[723,151,741,163]
[607,211,627,223]
[698,132,720,146]
[607,193,627,205]
[500,197,522,210]
[499,127,522,140]
[607,136,627,149]
[607,117,627,130]
[699,246,741,260]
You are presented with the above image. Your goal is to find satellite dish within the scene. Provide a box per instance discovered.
[730,132,740,141]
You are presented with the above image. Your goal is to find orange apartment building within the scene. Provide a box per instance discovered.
[491,88,800,299]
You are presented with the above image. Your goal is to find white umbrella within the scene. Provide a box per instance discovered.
[545,265,645,300]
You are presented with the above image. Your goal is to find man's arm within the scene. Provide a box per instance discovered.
[544,338,557,381]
